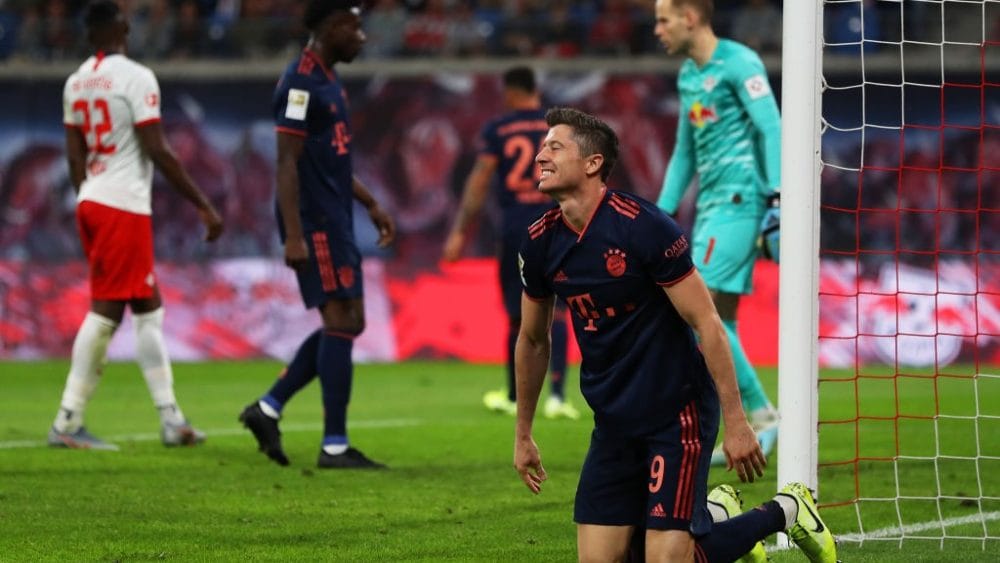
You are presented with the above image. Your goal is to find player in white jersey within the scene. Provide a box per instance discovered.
[48,1,224,450]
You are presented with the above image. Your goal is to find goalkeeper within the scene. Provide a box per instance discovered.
[654,0,781,463]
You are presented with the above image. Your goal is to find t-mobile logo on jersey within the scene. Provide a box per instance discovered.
[566,293,599,332]
[566,293,636,332]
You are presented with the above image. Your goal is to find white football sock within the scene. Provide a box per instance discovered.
[258,400,280,419]
[53,312,118,433]
[774,493,799,530]
[707,500,731,523]
[322,443,349,455]
[134,308,185,426]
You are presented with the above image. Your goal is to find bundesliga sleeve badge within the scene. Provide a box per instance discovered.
[743,75,771,100]
[285,88,310,120]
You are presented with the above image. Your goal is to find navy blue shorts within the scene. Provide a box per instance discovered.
[574,398,719,533]
[296,230,363,308]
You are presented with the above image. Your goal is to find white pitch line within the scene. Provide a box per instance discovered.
[836,511,1000,543]
[0,418,422,450]
[769,510,1000,551]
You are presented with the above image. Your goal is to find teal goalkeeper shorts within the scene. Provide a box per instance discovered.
[691,214,760,295]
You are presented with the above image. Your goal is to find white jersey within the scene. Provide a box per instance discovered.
[62,53,161,215]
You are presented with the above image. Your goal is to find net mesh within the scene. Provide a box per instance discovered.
[817,0,1000,548]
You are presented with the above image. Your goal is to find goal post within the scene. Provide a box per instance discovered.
[777,0,824,497]
[783,0,1000,550]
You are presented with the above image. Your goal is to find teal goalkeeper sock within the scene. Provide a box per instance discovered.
[722,319,770,413]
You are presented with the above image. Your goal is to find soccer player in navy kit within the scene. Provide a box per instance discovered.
[442,66,577,420]
[239,0,396,469]
[513,108,836,562]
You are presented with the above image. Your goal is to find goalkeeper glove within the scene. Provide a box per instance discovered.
[759,192,780,263]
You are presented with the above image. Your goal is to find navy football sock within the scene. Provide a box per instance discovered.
[548,316,568,399]
[695,500,784,562]
[506,319,520,403]
[264,329,321,408]
[318,331,353,440]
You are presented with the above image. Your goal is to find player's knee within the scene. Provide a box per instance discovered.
[645,529,695,563]
[578,549,629,563]
[319,299,365,335]
[323,318,364,337]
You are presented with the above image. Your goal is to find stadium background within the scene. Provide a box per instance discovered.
[0,0,998,368]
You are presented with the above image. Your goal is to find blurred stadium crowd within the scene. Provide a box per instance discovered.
[3,0,995,62]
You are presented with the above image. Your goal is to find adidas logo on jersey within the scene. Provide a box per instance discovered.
[650,503,667,518]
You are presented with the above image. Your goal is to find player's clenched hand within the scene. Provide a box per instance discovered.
[514,436,547,494]
[284,237,310,271]
[441,231,464,262]
[199,206,224,242]
[367,204,396,248]
[724,419,766,483]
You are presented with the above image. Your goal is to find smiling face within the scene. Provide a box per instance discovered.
[653,0,693,56]
[535,124,603,194]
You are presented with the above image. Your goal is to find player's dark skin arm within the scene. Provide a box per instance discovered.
[134,122,223,242]
[275,131,309,270]
[64,126,88,192]
[442,156,498,261]
[513,293,554,494]
[351,176,395,248]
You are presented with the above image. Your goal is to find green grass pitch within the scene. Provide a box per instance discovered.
[1,361,998,562]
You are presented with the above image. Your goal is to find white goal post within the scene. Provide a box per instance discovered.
[780,0,1000,550]
[777,0,824,496]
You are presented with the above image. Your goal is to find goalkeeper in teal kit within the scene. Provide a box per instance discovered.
[654,0,781,464]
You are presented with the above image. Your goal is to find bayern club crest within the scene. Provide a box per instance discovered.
[604,249,627,277]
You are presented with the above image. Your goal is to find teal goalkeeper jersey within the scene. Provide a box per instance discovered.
[657,39,781,219]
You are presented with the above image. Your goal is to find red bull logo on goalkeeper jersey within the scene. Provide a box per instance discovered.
[687,101,718,128]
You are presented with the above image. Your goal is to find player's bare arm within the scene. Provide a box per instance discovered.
[275,131,308,269]
[63,126,87,192]
[662,269,766,482]
[442,155,497,261]
[513,292,554,494]
[351,176,395,248]
[134,122,223,242]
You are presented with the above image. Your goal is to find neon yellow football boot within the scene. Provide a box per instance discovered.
[706,484,769,563]
[780,482,837,563]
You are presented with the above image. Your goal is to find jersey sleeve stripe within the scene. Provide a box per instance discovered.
[275,126,307,137]
[528,208,562,239]
[609,194,640,215]
[612,194,640,213]
[608,199,639,219]
[656,266,696,287]
[297,56,316,76]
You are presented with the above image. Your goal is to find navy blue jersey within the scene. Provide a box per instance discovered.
[273,49,355,242]
[478,108,556,236]
[519,190,716,434]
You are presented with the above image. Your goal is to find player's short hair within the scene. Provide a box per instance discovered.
[304,0,362,31]
[545,107,619,182]
[503,66,536,94]
[673,0,714,23]
[84,0,121,30]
